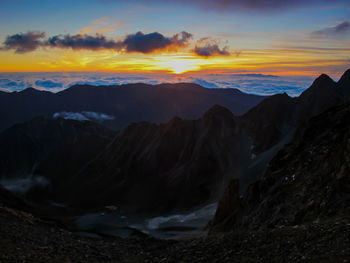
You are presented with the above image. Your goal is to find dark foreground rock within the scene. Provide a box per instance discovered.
[0,200,349,263]
[210,100,350,234]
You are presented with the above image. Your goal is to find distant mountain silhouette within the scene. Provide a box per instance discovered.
[0,83,265,132]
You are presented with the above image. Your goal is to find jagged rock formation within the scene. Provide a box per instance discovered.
[68,105,251,211]
[0,83,265,131]
[210,100,350,233]
[242,71,349,154]
[236,69,350,191]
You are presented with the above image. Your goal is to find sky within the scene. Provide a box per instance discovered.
[0,0,349,93]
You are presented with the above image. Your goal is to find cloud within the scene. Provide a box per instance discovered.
[0,31,45,53]
[46,34,122,51]
[0,176,49,195]
[122,31,192,53]
[193,38,230,57]
[312,21,350,37]
[194,44,230,57]
[104,0,350,12]
[35,80,63,89]
[78,17,125,34]
[1,31,193,54]
[0,72,313,97]
[53,111,115,121]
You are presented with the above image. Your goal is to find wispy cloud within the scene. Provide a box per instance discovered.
[106,0,350,12]
[78,17,126,34]
[193,37,230,57]
[312,21,350,37]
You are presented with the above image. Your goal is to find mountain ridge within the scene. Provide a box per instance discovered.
[0,82,265,132]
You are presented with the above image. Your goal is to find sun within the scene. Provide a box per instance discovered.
[158,58,201,74]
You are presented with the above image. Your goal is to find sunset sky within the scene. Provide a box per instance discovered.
[0,0,350,78]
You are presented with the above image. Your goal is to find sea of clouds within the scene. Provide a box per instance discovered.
[0,72,315,97]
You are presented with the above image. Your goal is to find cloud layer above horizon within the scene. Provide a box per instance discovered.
[0,72,314,97]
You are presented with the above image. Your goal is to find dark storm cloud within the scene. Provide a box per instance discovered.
[1,31,193,54]
[312,21,350,37]
[0,31,45,53]
[194,44,230,57]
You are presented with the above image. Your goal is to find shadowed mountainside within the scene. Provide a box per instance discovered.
[237,70,350,190]
[68,105,251,211]
[0,117,116,201]
[210,94,350,234]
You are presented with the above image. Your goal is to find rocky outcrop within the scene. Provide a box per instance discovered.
[242,71,349,155]
[210,100,350,233]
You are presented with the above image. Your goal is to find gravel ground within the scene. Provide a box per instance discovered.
[0,203,349,263]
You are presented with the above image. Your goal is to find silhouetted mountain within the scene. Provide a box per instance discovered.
[210,100,350,233]
[242,71,350,154]
[0,83,265,131]
[336,68,350,97]
[242,93,296,153]
[67,105,252,211]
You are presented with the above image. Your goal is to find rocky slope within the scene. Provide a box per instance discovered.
[0,83,265,131]
[210,100,350,233]
[0,189,349,262]
[242,71,349,154]
[236,69,350,192]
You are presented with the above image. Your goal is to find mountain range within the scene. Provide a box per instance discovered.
[0,83,265,132]
[0,69,349,213]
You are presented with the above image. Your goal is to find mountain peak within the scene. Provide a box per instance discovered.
[203,105,234,120]
[312,73,334,86]
[19,87,39,93]
[338,68,350,85]
[335,68,350,98]
[300,73,335,99]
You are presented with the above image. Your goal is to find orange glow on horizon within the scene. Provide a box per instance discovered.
[0,47,348,78]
